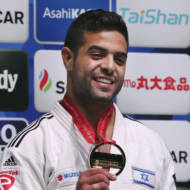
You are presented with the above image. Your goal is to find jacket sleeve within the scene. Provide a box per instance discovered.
[0,134,47,190]
[160,146,177,190]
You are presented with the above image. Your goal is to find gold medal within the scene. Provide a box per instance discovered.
[88,142,126,176]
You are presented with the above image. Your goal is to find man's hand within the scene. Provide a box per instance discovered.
[76,168,117,190]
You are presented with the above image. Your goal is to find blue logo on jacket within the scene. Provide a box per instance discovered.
[64,171,80,178]
[132,166,156,189]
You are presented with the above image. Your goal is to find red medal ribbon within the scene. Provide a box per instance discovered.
[61,95,116,144]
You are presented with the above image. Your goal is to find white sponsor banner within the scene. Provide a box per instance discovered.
[117,53,190,115]
[34,50,67,112]
[116,0,190,48]
[141,120,190,182]
[0,0,29,43]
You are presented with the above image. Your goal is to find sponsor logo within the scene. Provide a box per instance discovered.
[34,50,67,112]
[63,172,80,179]
[34,0,111,44]
[56,169,82,188]
[39,69,52,93]
[0,10,24,24]
[37,68,65,94]
[123,76,190,92]
[132,166,156,189]
[0,174,15,190]
[117,53,190,115]
[171,150,188,164]
[43,8,90,19]
[0,0,29,42]
[0,171,18,176]
[0,50,28,111]
[57,175,63,182]
[0,118,28,153]
[57,171,81,182]
[120,8,189,26]
[0,170,19,190]
[116,0,190,48]
[3,156,17,167]
[0,70,18,93]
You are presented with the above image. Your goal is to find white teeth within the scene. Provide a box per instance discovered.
[97,78,112,84]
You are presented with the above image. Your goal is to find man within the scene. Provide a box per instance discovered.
[0,9,176,189]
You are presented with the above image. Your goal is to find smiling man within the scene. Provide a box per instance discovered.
[62,30,127,131]
[0,9,176,190]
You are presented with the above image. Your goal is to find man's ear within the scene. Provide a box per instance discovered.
[61,47,74,71]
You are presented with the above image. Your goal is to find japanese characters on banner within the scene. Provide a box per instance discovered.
[0,0,190,188]
[117,53,190,115]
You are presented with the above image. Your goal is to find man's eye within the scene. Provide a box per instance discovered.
[114,53,127,65]
[115,57,126,65]
[90,52,104,59]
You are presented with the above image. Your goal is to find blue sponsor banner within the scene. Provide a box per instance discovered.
[0,118,28,151]
[35,0,112,44]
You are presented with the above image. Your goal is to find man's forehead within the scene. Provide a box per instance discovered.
[84,30,124,39]
[82,31,127,51]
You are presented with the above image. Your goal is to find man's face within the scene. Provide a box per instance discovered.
[68,31,128,104]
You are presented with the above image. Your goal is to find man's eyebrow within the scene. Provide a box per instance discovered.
[87,45,127,58]
[87,45,106,52]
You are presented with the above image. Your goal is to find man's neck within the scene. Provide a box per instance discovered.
[65,93,114,132]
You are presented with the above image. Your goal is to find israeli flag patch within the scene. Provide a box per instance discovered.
[132,166,156,189]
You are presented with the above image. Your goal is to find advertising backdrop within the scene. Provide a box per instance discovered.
[0,0,190,189]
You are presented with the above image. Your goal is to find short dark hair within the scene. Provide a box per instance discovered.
[64,9,129,56]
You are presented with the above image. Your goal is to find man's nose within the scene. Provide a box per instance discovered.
[100,55,115,75]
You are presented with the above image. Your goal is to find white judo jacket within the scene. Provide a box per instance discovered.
[0,102,176,190]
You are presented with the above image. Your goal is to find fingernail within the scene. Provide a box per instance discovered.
[111,174,117,180]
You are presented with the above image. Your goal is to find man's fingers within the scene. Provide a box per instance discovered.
[83,168,117,181]
[87,173,110,185]
[76,168,117,190]
[92,182,109,190]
